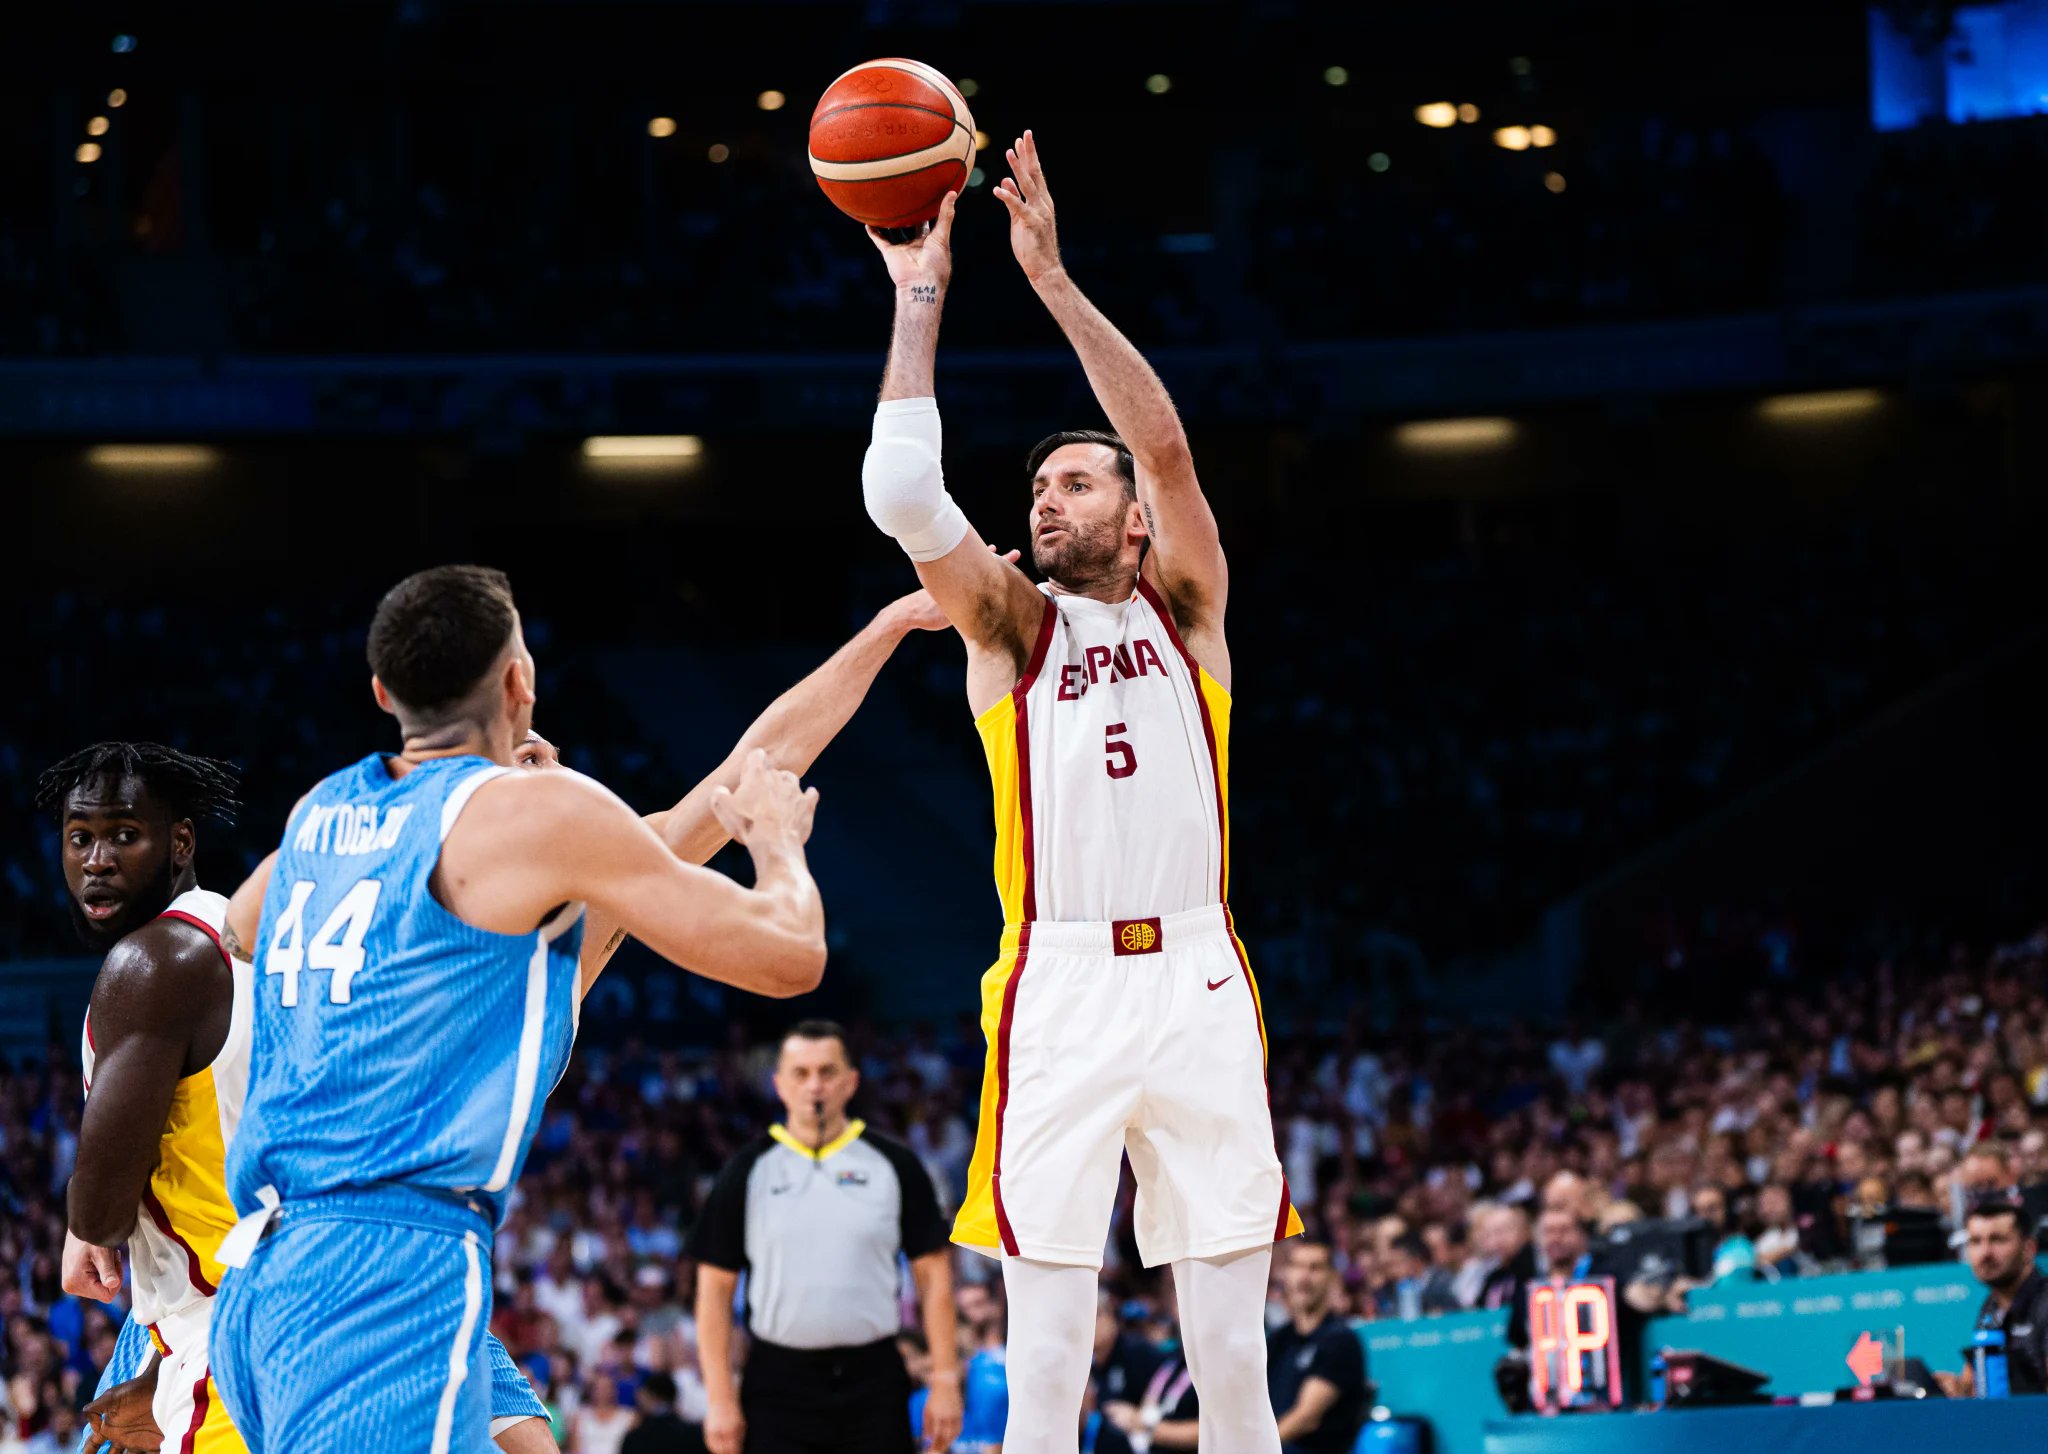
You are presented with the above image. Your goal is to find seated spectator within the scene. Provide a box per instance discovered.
[1936,1196,2048,1396]
[1960,1143,2020,1201]
[1895,1171,1940,1212]
[1691,1186,1758,1283]
[571,1373,636,1454]
[1477,1207,1538,1312]
[620,1370,703,1454]
[1373,1234,1462,1320]
[1269,1241,1370,1454]
[1752,1183,1810,1274]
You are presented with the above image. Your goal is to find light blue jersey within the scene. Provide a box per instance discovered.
[215,752,582,1454]
[229,753,583,1226]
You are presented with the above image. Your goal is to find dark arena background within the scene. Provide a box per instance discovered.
[7,3,2048,1452]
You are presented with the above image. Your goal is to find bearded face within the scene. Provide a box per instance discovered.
[1027,442,1141,589]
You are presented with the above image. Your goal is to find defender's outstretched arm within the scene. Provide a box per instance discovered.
[444,752,826,998]
[578,588,954,984]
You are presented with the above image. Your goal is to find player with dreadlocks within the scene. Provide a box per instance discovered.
[43,743,565,1454]
[38,740,261,1454]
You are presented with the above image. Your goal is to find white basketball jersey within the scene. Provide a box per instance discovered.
[80,888,254,1326]
[977,580,1231,924]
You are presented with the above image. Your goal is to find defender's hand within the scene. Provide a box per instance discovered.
[710,749,819,847]
[868,190,959,294]
[83,1368,164,1453]
[63,1230,123,1302]
[994,129,1062,284]
[887,548,1022,636]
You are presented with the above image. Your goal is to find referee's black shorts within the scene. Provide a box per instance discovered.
[739,1336,915,1454]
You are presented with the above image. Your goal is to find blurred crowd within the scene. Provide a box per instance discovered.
[6,97,2048,356]
[1236,526,2012,959]
[5,908,2047,1447]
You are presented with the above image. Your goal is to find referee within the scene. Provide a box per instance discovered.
[692,1020,964,1454]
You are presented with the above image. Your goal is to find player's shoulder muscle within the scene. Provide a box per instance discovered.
[456,766,632,850]
[445,765,650,892]
[92,920,224,1039]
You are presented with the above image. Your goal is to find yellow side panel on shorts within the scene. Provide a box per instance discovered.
[151,1066,236,1288]
[192,1377,248,1454]
[952,927,1025,1253]
[1232,929,1307,1241]
[974,694,1029,927]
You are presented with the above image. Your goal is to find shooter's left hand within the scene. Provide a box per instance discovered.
[994,130,1063,285]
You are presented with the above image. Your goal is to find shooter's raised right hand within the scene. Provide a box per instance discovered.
[709,748,819,847]
[867,189,958,295]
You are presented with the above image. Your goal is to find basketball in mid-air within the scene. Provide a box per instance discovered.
[808,58,976,230]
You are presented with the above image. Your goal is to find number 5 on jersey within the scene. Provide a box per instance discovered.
[1105,723,1138,780]
[267,879,383,1005]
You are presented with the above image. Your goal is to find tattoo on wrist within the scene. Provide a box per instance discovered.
[908,283,939,306]
[221,924,247,962]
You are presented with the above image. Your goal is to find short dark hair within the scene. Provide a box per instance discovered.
[782,1018,850,1059]
[1027,429,1137,503]
[367,565,517,722]
[638,1371,677,1406]
[1392,1232,1430,1263]
[1965,1194,2032,1236]
[34,742,240,826]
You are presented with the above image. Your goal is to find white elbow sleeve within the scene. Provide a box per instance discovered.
[862,397,970,564]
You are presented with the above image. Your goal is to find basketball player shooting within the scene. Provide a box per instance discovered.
[860,131,1301,1454]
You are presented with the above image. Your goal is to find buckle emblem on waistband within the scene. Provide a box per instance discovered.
[1115,918,1163,955]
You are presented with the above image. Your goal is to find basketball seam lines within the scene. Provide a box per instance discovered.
[809,107,972,165]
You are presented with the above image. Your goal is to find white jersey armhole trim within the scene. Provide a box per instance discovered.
[441,765,513,842]
[483,899,583,1194]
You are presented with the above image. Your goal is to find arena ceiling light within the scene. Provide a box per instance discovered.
[581,435,704,460]
[1758,389,1884,421]
[87,444,222,469]
[1394,418,1518,451]
[1493,126,1533,151]
[1414,102,1457,128]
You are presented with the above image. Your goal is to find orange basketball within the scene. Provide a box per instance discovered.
[808,58,976,230]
